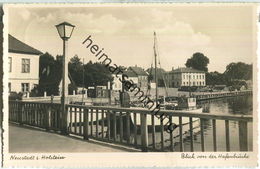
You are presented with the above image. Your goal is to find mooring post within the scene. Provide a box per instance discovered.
[141,113,148,152]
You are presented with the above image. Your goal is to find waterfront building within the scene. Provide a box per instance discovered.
[111,66,148,91]
[128,66,148,91]
[112,73,123,91]
[166,67,206,88]
[8,34,42,93]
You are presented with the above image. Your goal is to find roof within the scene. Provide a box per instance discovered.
[147,68,166,83]
[129,66,148,76]
[9,34,42,55]
[170,67,205,73]
[124,69,137,77]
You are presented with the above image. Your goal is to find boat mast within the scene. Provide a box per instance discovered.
[154,32,158,106]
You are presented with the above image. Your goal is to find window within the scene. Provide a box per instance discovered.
[199,75,201,79]
[197,75,198,79]
[21,83,30,93]
[22,59,30,73]
[202,75,204,79]
[183,74,185,79]
[8,57,12,72]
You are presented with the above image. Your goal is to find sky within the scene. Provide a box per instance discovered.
[8,4,256,73]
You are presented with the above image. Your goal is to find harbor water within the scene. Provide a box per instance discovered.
[173,95,253,152]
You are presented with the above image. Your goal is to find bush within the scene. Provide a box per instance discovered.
[9,92,23,100]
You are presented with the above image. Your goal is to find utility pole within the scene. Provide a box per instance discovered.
[154,32,158,107]
[82,58,85,103]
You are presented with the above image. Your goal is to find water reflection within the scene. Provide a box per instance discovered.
[148,95,253,151]
[199,95,253,115]
[181,95,253,152]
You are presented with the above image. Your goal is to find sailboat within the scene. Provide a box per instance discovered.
[131,32,202,127]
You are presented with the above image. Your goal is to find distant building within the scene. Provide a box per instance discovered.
[166,67,206,88]
[112,74,123,91]
[8,34,42,93]
[111,66,148,91]
[128,66,148,90]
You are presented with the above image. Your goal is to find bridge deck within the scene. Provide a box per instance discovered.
[9,123,138,153]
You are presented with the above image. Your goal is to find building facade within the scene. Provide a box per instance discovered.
[166,67,206,88]
[8,34,42,93]
[111,66,148,91]
[128,66,148,91]
[112,74,123,91]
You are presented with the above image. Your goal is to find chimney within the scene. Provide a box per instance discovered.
[172,67,174,71]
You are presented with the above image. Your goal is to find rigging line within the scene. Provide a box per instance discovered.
[154,33,169,97]
[146,63,153,97]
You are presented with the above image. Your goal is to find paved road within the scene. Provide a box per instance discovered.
[9,123,137,153]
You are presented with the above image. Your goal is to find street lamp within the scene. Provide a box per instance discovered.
[56,21,75,135]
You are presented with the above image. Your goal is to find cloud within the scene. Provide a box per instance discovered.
[64,12,126,34]
[35,13,56,23]
[20,8,31,20]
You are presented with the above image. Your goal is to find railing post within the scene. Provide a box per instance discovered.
[18,102,24,125]
[61,105,69,135]
[141,113,148,152]
[239,121,248,151]
[45,105,51,131]
[83,108,89,140]
[51,95,54,104]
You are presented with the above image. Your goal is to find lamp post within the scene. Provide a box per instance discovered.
[56,21,75,135]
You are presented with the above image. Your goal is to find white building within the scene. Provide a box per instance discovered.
[166,67,206,88]
[8,34,42,93]
[112,74,122,91]
[111,66,146,91]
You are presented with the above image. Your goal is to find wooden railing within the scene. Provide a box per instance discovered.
[9,101,62,131]
[194,90,252,101]
[9,100,253,152]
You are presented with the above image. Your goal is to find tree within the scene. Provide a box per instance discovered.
[146,67,166,87]
[69,59,113,88]
[36,52,62,96]
[69,55,83,87]
[224,62,252,81]
[83,61,113,87]
[185,52,210,72]
[206,71,225,86]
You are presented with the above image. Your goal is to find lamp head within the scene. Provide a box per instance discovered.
[56,21,75,40]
